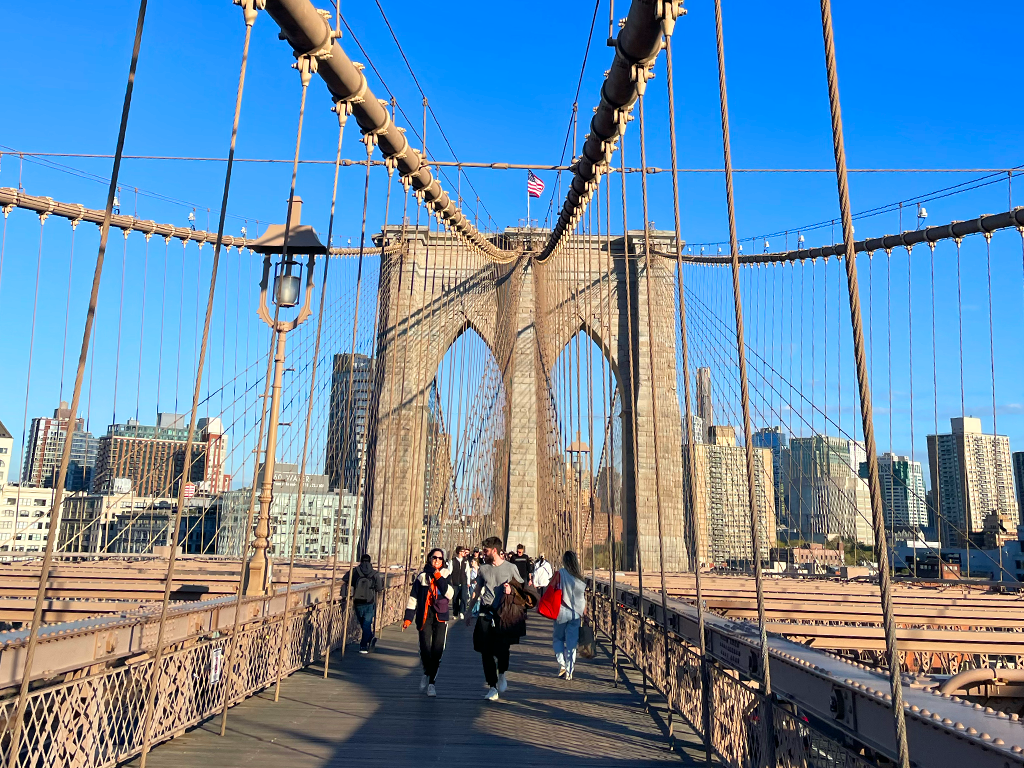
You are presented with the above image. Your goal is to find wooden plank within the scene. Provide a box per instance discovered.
[131,618,700,766]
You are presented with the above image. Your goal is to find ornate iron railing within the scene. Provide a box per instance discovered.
[592,592,877,768]
[0,580,407,768]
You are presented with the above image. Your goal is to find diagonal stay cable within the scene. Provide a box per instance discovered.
[366,0,494,223]
[541,0,602,228]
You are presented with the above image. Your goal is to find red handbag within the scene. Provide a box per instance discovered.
[537,572,562,620]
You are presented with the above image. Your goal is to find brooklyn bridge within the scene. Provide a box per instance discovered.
[0,1,1021,766]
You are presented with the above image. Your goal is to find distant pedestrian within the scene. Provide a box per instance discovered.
[532,553,553,596]
[509,543,534,585]
[552,550,587,680]
[403,548,453,697]
[467,554,481,616]
[467,536,531,701]
[447,545,469,620]
[345,554,384,653]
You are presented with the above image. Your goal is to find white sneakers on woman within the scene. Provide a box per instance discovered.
[496,673,508,693]
[484,686,499,701]
[426,684,436,697]
[419,674,429,692]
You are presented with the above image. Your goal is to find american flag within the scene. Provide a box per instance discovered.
[183,482,196,499]
[527,171,545,198]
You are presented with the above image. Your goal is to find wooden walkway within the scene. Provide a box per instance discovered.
[133,617,707,766]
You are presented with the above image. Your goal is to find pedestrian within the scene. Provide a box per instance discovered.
[532,553,553,597]
[447,545,469,620]
[509,543,534,585]
[467,554,481,616]
[345,554,384,653]
[467,536,526,701]
[402,548,453,697]
[553,550,587,680]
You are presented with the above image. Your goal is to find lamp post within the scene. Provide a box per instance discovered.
[244,196,325,595]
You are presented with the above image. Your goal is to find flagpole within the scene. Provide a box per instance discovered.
[527,172,531,239]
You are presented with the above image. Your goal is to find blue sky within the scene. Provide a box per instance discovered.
[0,0,1022,484]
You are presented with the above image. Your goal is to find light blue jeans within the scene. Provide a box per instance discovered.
[553,618,581,678]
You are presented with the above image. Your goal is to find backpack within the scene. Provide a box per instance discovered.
[353,571,376,603]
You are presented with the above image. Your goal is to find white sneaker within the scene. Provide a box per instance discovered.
[557,666,567,678]
[484,686,499,701]
[420,674,429,692]
[496,673,508,693]
[426,684,436,697]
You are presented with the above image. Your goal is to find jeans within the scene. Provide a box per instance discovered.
[418,609,448,683]
[354,601,375,649]
[553,618,581,677]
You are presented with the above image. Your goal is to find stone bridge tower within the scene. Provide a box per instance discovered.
[363,225,688,572]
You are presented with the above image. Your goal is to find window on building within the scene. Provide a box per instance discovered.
[4,498,14,505]
[0,521,11,529]
[33,499,46,507]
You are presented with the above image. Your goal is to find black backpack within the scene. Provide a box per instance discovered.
[353,571,376,602]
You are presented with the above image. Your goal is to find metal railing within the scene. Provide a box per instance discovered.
[0,579,407,768]
[592,592,877,768]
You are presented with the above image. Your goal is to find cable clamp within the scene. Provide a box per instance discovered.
[631,63,655,95]
[340,63,368,106]
[70,203,86,230]
[292,54,318,87]
[233,0,266,28]
[331,99,353,127]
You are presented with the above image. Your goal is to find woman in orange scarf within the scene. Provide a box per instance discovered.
[402,548,453,697]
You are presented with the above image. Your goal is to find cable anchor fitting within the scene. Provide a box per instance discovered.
[292,54,317,88]
[233,0,266,28]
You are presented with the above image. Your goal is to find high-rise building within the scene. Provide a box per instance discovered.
[927,416,1016,548]
[326,354,374,495]
[691,425,775,566]
[695,367,714,444]
[218,463,357,563]
[753,426,788,527]
[0,420,13,487]
[785,434,873,546]
[858,452,928,532]
[1013,451,1024,525]
[21,402,97,491]
[91,415,227,497]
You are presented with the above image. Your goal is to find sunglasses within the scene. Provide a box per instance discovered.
[431,555,444,561]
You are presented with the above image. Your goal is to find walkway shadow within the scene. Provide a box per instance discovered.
[133,617,703,767]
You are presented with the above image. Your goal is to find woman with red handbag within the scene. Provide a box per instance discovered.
[402,548,453,697]
[549,550,587,680]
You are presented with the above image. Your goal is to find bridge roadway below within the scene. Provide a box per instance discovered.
[131,617,704,767]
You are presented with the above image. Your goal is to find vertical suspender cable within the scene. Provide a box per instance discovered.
[664,35,713,767]
[712,5,773,752]
[636,93,676,742]
[617,138,648,708]
[138,3,259,762]
[817,1,910,764]
[6,3,148,766]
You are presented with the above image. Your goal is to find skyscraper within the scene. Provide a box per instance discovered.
[1013,451,1024,526]
[858,452,928,532]
[695,367,714,444]
[22,402,97,491]
[752,426,788,527]
[927,416,1016,548]
[691,424,775,566]
[785,434,873,546]
[91,416,227,497]
[326,353,374,495]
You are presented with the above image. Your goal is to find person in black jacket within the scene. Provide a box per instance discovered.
[402,548,453,697]
[509,544,534,585]
[448,545,469,620]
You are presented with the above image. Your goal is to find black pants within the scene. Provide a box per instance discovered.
[451,584,465,617]
[474,624,510,687]
[418,609,448,683]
